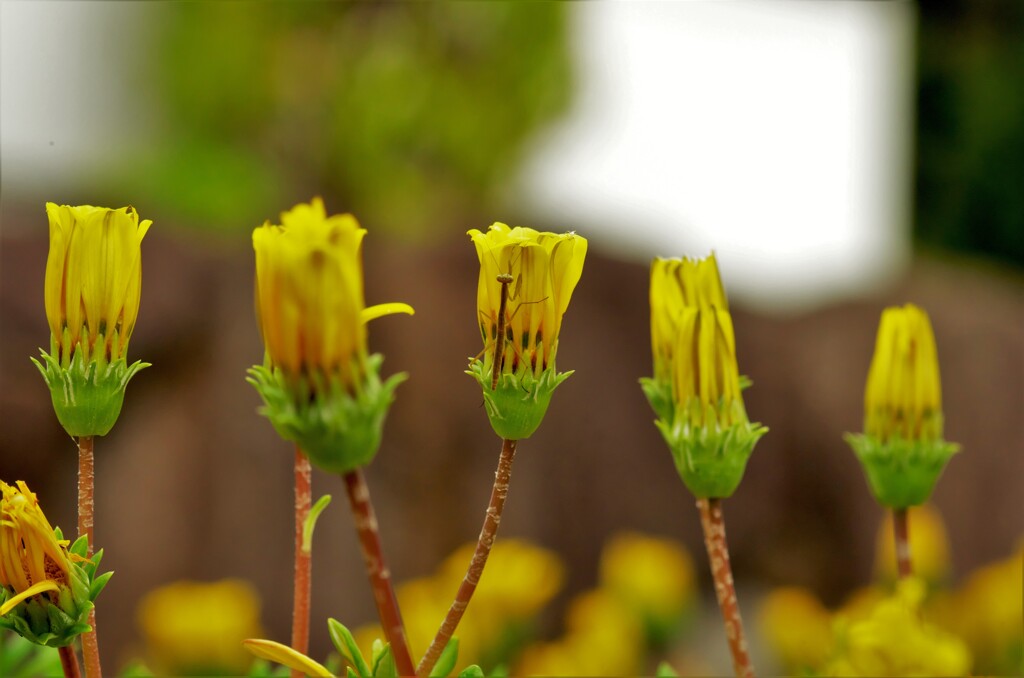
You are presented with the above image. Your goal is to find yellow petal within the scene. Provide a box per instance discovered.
[361,303,415,324]
[242,639,333,677]
[0,579,59,616]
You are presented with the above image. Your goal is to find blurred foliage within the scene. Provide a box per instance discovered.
[126,3,571,233]
[915,1,1024,267]
[0,631,62,678]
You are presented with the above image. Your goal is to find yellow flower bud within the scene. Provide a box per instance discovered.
[864,304,944,442]
[33,204,152,437]
[248,199,413,473]
[649,255,727,383]
[846,304,959,508]
[642,254,765,498]
[468,223,586,378]
[43,203,150,365]
[466,223,586,439]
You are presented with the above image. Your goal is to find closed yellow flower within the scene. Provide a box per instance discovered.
[248,198,413,473]
[468,223,586,379]
[138,579,264,675]
[642,253,765,499]
[846,304,959,508]
[253,198,370,389]
[43,203,150,365]
[649,255,727,384]
[864,304,944,442]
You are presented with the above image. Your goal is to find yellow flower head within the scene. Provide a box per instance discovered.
[598,532,696,634]
[643,253,765,498]
[0,481,71,615]
[468,223,586,378]
[825,578,971,677]
[43,203,150,365]
[254,198,369,388]
[758,587,833,673]
[139,579,264,675]
[864,304,944,442]
[649,254,727,383]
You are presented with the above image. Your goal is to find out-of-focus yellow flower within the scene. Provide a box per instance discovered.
[358,539,565,670]
[874,504,951,585]
[138,579,264,676]
[863,305,944,442]
[642,254,766,498]
[836,585,887,625]
[0,481,103,647]
[253,198,412,387]
[649,255,727,384]
[517,590,643,677]
[935,542,1023,675]
[469,224,586,379]
[758,587,833,674]
[825,578,971,677]
[598,532,696,642]
[249,198,413,473]
[43,203,151,365]
[846,304,959,508]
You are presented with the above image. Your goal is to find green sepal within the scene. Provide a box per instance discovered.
[31,338,149,437]
[328,618,372,678]
[0,530,113,648]
[248,353,405,474]
[430,637,459,678]
[457,666,485,678]
[657,417,767,498]
[845,433,960,508]
[639,377,674,423]
[466,360,572,440]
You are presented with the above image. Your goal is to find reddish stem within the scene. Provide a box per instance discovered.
[893,507,913,579]
[291,448,313,678]
[58,645,81,678]
[697,498,754,678]
[77,436,102,678]
[342,469,415,677]
[418,438,518,676]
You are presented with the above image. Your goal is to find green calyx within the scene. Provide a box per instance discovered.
[642,377,767,499]
[845,433,960,508]
[466,360,572,440]
[31,335,149,438]
[248,353,406,474]
[0,532,114,648]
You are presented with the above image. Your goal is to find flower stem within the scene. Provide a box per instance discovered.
[418,438,518,677]
[893,507,912,578]
[342,468,415,677]
[58,644,81,678]
[697,498,754,678]
[76,435,102,678]
[291,447,313,678]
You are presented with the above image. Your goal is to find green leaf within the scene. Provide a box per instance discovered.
[429,637,459,678]
[328,618,371,678]
[457,666,485,678]
[302,495,332,554]
[371,645,396,678]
